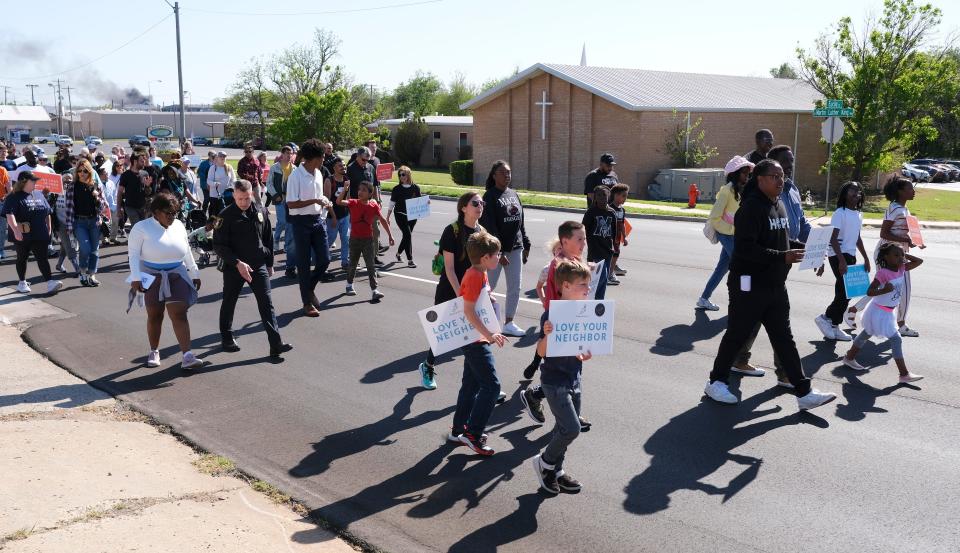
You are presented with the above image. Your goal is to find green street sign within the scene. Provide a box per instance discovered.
[826,99,844,109]
[813,107,854,117]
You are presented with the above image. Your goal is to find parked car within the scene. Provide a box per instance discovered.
[129,135,151,147]
[936,161,960,181]
[84,136,103,146]
[909,159,947,182]
[34,135,54,144]
[54,135,73,147]
[901,163,931,183]
[218,138,244,148]
[191,137,211,146]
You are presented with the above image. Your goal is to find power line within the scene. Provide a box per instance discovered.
[0,13,172,80]
[182,0,441,17]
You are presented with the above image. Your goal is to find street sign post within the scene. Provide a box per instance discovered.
[814,100,853,213]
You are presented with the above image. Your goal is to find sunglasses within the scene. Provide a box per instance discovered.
[470,199,485,208]
[399,172,408,176]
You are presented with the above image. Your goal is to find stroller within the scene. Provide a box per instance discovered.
[187,212,215,267]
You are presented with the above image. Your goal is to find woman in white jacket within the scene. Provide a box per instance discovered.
[206,151,234,218]
[696,156,753,311]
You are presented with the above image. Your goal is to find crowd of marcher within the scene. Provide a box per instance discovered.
[0,125,931,497]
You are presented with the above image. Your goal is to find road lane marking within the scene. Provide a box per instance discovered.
[378,271,542,305]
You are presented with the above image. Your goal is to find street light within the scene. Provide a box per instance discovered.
[147,79,162,128]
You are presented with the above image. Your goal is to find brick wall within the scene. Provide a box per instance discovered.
[472,77,831,198]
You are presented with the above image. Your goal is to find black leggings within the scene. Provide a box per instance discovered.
[395,215,416,261]
[825,253,857,325]
[15,239,52,282]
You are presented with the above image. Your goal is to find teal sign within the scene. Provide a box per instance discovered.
[814,99,853,117]
[147,125,174,138]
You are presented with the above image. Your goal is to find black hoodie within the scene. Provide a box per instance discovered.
[480,186,530,252]
[729,188,802,288]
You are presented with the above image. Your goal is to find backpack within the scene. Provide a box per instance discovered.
[432,221,484,276]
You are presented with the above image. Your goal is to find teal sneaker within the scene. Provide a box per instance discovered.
[419,362,437,390]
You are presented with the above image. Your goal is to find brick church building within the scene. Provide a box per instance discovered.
[461,63,829,198]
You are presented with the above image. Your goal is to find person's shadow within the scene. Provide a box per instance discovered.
[289,387,455,478]
[650,309,727,356]
[623,387,829,515]
[447,492,547,553]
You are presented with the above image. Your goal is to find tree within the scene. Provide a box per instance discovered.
[215,57,277,143]
[797,0,957,180]
[391,71,443,117]
[393,118,430,165]
[662,111,718,168]
[434,73,477,116]
[479,67,520,92]
[271,28,344,109]
[270,89,371,150]
[913,48,960,157]
[769,63,799,79]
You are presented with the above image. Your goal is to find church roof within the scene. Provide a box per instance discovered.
[461,63,822,114]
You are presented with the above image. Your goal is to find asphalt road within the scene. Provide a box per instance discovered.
[3,203,960,553]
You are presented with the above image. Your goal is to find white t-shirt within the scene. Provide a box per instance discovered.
[286,164,328,217]
[878,201,910,248]
[206,164,233,199]
[829,207,863,257]
[127,217,200,280]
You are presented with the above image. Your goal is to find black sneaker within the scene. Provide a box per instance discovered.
[448,425,487,443]
[285,268,297,279]
[532,455,559,495]
[457,431,495,456]
[522,360,539,380]
[221,339,241,352]
[87,275,100,287]
[496,391,507,404]
[557,472,582,492]
[520,388,546,424]
[578,415,592,432]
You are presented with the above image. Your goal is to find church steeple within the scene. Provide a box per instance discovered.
[580,43,587,66]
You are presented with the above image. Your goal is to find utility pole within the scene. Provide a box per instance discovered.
[26,84,39,105]
[0,85,10,104]
[65,86,76,138]
[48,79,64,135]
[166,0,187,147]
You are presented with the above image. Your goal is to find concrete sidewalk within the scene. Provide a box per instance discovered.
[0,321,356,553]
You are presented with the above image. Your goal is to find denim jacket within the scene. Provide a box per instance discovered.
[779,178,811,243]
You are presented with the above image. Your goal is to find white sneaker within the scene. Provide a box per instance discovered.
[899,372,924,383]
[46,280,63,294]
[843,307,859,330]
[181,352,203,370]
[146,350,161,367]
[695,297,719,311]
[730,364,766,377]
[606,275,621,285]
[814,315,834,339]
[832,326,852,341]
[898,325,919,338]
[776,379,795,390]
[502,322,526,337]
[372,289,385,300]
[797,389,837,411]
[704,380,738,404]
[842,357,867,371]
[16,280,31,294]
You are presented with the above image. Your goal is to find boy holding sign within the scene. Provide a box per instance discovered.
[450,232,507,456]
[531,259,593,495]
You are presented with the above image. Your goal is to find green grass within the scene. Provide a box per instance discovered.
[817,188,960,222]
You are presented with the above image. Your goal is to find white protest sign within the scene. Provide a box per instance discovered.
[185,155,202,167]
[545,300,615,357]
[13,156,26,167]
[418,289,501,356]
[798,225,834,270]
[589,259,605,298]
[405,195,431,220]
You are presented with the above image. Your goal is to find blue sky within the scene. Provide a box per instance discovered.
[3,0,957,108]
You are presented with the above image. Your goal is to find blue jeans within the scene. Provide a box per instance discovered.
[327,213,350,267]
[290,214,330,305]
[274,203,296,270]
[701,232,734,300]
[453,342,501,436]
[592,257,611,300]
[74,217,101,274]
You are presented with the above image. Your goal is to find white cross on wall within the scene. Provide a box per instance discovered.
[534,90,553,140]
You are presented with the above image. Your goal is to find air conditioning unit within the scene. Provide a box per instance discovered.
[650,168,726,202]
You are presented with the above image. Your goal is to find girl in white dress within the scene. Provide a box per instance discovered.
[841,242,924,383]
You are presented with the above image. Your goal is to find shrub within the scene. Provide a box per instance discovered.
[450,160,473,185]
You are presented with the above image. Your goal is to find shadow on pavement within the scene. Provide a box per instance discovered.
[650,309,727,356]
[623,387,828,515]
[447,492,547,553]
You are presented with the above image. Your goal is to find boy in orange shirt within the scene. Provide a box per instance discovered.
[449,231,507,456]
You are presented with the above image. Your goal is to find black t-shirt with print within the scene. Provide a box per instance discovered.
[582,205,617,261]
[583,168,619,196]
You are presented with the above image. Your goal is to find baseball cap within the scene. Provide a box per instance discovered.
[216,151,227,158]
[724,155,755,176]
[600,153,616,165]
[17,170,40,182]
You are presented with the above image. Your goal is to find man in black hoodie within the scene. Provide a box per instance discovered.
[703,159,837,411]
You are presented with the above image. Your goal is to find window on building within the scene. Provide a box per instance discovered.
[459,132,468,149]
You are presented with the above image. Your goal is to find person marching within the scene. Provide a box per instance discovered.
[449,231,507,456]
[582,185,618,298]
[2,171,64,295]
[841,242,924,382]
[213,179,292,362]
[336,180,394,300]
[268,146,297,278]
[531,259,593,495]
[387,166,422,268]
[703,159,836,410]
[608,183,630,279]
[814,181,869,342]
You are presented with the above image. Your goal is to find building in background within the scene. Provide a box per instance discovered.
[462,63,828,197]
[0,105,53,143]
[78,110,228,140]
[366,115,473,167]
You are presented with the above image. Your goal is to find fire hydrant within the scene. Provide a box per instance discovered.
[688,182,700,208]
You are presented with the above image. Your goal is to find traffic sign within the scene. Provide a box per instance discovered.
[826,99,844,109]
[813,107,854,117]
[821,117,844,144]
